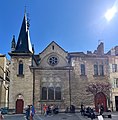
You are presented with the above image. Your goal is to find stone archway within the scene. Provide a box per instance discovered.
[95,92,107,112]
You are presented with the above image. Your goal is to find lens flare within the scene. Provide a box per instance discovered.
[105,6,117,21]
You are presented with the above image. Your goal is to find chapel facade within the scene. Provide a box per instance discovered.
[8,13,118,113]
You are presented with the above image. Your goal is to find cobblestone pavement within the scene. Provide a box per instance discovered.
[3,112,118,120]
[34,113,81,120]
[35,112,118,120]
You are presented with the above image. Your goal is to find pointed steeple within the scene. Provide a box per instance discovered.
[14,13,33,53]
[11,35,16,51]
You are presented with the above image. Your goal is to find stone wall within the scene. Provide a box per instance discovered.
[9,56,33,109]
[70,54,109,108]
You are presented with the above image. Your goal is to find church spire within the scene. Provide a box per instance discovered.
[14,13,33,53]
[11,35,16,51]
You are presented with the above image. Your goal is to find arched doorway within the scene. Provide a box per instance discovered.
[16,99,24,114]
[95,92,107,112]
[16,94,24,114]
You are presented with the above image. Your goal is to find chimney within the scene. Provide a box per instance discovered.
[97,42,104,55]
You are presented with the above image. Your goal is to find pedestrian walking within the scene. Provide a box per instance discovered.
[97,103,101,114]
[25,105,30,120]
[50,104,54,115]
[80,103,85,115]
[100,103,104,115]
[43,104,47,116]
[90,109,95,120]
[0,111,4,120]
[30,105,35,120]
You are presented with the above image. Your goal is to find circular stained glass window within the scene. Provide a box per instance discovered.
[48,56,58,66]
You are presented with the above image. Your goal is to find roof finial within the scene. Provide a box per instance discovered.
[24,5,27,15]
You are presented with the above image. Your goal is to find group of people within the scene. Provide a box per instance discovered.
[80,103,104,120]
[25,105,35,120]
[43,104,59,116]
[65,105,75,113]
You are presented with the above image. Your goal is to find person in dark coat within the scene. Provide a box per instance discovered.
[100,104,104,115]
[26,106,30,120]
[80,103,85,115]
[70,105,75,113]
[90,109,95,120]
[30,105,35,120]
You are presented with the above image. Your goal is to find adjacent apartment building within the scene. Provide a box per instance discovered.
[0,54,10,108]
[106,46,118,111]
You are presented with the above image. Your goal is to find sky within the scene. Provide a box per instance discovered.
[0,0,118,59]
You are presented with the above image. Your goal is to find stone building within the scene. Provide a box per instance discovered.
[0,54,10,108]
[8,13,118,113]
[69,43,110,112]
[106,47,118,111]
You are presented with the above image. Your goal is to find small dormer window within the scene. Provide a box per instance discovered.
[52,45,54,50]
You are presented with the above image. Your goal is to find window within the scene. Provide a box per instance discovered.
[94,65,98,75]
[41,87,61,100]
[114,78,118,88]
[116,79,118,88]
[55,87,61,100]
[52,45,54,50]
[99,65,104,76]
[48,87,54,100]
[48,56,58,66]
[112,64,117,72]
[18,60,23,75]
[42,87,47,100]
[81,64,85,75]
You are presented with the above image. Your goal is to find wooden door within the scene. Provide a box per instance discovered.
[95,92,107,112]
[115,96,118,111]
[16,99,24,114]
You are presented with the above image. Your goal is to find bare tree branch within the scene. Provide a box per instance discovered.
[86,82,111,96]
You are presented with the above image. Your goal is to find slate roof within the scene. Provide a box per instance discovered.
[11,14,33,54]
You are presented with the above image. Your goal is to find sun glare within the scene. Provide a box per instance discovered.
[105,6,117,21]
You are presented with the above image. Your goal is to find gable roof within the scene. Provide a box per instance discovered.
[39,41,68,55]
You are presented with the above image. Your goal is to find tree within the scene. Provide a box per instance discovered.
[86,82,111,96]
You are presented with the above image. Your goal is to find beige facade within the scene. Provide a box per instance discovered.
[107,56,118,111]
[0,54,10,108]
[9,56,33,109]
[33,42,70,109]
[70,53,109,107]
[9,41,114,112]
